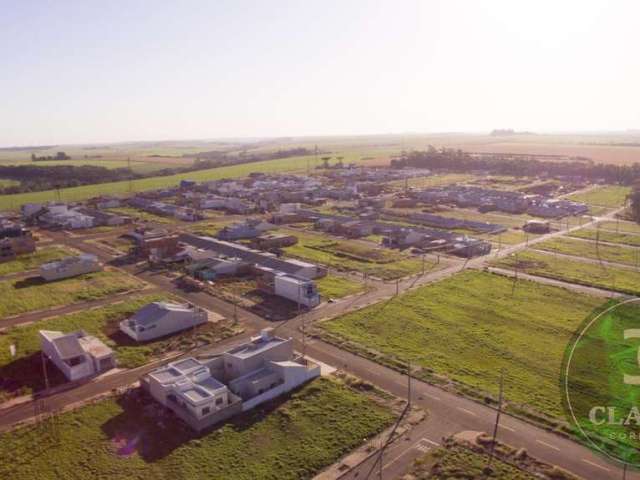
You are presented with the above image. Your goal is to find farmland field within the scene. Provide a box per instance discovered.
[0,246,74,276]
[280,229,434,280]
[568,227,640,247]
[567,185,630,208]
[493,249,640,295]
[0,377,393,480]
[0,270,145,318]
[0,294,240,400]
[535,236,640,266]
[317,270,604,419]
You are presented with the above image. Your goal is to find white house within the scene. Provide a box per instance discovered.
[40,253,102,281]
[40,329,115,382]
[143,329,320,431]
[119,301,208,342]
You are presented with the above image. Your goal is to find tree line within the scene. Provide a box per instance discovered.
[391,146,640,185]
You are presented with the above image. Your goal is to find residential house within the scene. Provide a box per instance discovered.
[120,301,208,342]
[40,329,115,381]
[40,253,102,281]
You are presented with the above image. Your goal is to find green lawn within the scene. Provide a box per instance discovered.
[567,185,631,208]
[569,227,640,247]
[494,249,640,295]
[0,378,393,480]
[535,236,640,266]
[280,230,432,280]
[480,229,542,246]
[0,294,239,400]
[318,270,604,419]
[316,274,366,299]
[0,246,74,276]
[598,220,640,234]
[0,270,145,318]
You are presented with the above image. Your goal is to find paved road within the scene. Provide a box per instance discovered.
[5,207,635,479]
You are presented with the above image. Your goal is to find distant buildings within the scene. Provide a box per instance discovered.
[119,301,209,342]
[142,328,320,431]
[40,253,101,281]
[0,221,36,262]
[21,203,128,229]
[40,329,115,382]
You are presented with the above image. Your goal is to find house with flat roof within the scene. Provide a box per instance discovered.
[142,329,320,431]
[39,253,102,281]
[119,301,208,342]
[40,329,115,382]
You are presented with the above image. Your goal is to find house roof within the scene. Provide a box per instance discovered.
[130,301,198,327]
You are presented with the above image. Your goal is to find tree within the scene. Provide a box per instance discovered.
[629,185,640,224]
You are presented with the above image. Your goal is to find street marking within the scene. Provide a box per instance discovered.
[500,424,516,433]
[384,438,440,469]
[581,459,611,472]
[457,407,477,417]
[422,393,441,401]
[535,439,560,452]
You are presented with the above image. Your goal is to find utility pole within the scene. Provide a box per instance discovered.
[395,278,399,296]
[487,368,505,468]
[41,351,50,392]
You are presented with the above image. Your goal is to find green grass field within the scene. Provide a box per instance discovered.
[0,378,393,480]
[316,274,366,299]
[567,185,631,208]
[280,230,432,280]
[0,294,240,400]
[535,236,640,266]
[0,178,20,188]
[598,220,640,234]
[0,270,144,318]
[106,206,176,224]
[569,227,640,247]
[493,249,640,295]
[318,270,604,419]
[0,246,74,276]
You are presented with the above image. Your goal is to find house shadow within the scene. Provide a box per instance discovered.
[13,276,47,289]
[246,291,302,321]
[100,384,304,462]
[0,352,67,399]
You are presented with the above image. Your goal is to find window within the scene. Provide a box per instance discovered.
[67,356,85,367]
[202,407,210,415]
[215,397,223,405]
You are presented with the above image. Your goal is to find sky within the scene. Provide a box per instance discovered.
[1,0,639,146]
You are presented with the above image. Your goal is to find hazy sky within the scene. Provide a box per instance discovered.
[1,0,639,146]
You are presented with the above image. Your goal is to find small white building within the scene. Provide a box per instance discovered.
[40,253,102,281]
[40,329,115,382]
[119,301,208,342]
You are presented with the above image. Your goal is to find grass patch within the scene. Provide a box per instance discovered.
[567,185,631,208]
[280,230,431,280]
[494,249,640,295]
[0,246,74,276]
[0,294,239,400]
[106,207,176,224]
[599,220,640,234]
[318,270,604,419]
[569,227,640,247]
[0,377,394,480]
[316,274,366,299]
[0,270,144,318]
[536,236,640,266]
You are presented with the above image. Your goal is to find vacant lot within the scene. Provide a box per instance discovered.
[281,230,431,280]
[0,378,393,480]
[494,249,640,296]
[598,220,640,234]
[567,185,630,208]
[318,270,603,419]
[0,294,239,400]
[0,246,74,276]
[316,274,366,299]
[387,173,476,190]
[410,443,537,480]
[0,270,145,318]
[535,236,640,266]
[106,207,176,225]
[569,227,640,247]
